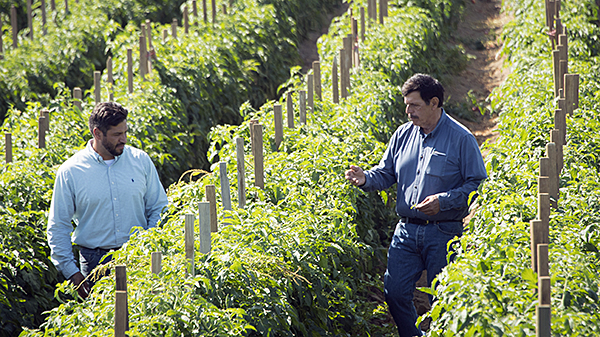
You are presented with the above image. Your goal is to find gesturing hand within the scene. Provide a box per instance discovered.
[415,195,440,216]
[345,165,366,187]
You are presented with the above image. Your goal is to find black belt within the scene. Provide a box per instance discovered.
[401,217,461,225]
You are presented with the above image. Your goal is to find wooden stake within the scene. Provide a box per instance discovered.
[184,6,189,34]
[127,49,133,93]
[287,94,295,128]
[193,0,198,20]
[383,0,388,17]
[198,201,211,253]
[162,29,168,42]
[530,220,543,272]
[94,71,101,103]
[115,265,127,291]
[38,116,46,148]
[554,108,566,146]
[107,57,114,101]
[146,20,153,51]
[184,214,195,276]
[64,0,68,15]
[51,0,55,11]
[538,276,551,305]
[139,35,147,79]
[536,305,551,337]
[203,0,208,23]
[550,129,563,174]
[220,162,232,212]
[552,50,560,98]
[344,34,353,69]
[537,244,549,277]
[249,119,258,157]
[313,61,321,100]
[172,19,178,40]
[307,74,314,113]
[222,4,227,15]
[11,5,17,48]
[205,185,218,232]
[235,137,246,208]
[5,133,12,163]
[332,56,339,103]
[564,74,579,116]
[538,193,550,238]
[274,104,283,150]
[286,92,293,127]
[545,143,558,206]
[212,0,217,24]
[252,123,264,188]
[114,291,128,337]
[299,90,306,125]
[151,252,162,275]
[41,109,50,134]
[340,49,348,98]
[73,87,82,110]
[27,0,33,40]
[379,0,384,24]
[0,15,3,59]
[41,0,47,36]
[360,7,365,41]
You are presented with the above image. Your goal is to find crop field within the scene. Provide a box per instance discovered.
[1,0,599,336]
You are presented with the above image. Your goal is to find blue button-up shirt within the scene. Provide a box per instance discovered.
[47,140,168,279]
[361,111,487,221]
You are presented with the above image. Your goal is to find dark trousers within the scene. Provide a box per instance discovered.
[78,246,116,284]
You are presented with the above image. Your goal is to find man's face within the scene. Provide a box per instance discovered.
[404,91,439,129]
[98,121,128,157]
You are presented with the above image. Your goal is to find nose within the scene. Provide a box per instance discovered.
[120,133,127,144]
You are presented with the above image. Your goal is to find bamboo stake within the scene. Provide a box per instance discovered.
[172,19,178,40]
[536,305,551,337]
[127,49,133,93]
[27,0,33,40]
[299,90,306,125]
[220,162,232,213]
[11,5,17,48]
[198,201,211,253]
[332,56,339,103]
[94,71,101,104]
[564,74,579,116]
[205,185,218,232]
[184,214,195,276]
[5,133,12,163]
[41,0,47,36]
[114,290,128,337]
[235,137,246,208]
[151,252,162,275]
[73,87,82,110]
[287,94,295,128]
[115,265,127,291]
[252,123,264,188]
[184,6,189,34]
[274,104,283,150]
[307,74,314,113]
[313,61,321,100]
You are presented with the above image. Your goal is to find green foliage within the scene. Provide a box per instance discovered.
[424,0,600,335]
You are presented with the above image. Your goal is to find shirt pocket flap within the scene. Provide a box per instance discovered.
[426,151,447,177]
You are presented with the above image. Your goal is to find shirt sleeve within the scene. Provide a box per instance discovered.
[143,155,168,228]
[47,169,80,280]
[360,130,399,192]
[437,133,487,211]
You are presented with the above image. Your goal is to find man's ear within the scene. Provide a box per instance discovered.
[430,97,440,108]
[92,127,101,139]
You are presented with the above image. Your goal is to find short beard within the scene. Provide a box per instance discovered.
[102,138,125,157]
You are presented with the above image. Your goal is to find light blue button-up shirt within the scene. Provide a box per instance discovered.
[47,140,168,279]
[361,110,487,221]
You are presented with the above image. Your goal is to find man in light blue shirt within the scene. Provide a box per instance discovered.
[345,74,487,336]
[47,102,168,298]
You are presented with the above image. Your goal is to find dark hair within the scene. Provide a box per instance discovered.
[401,73,444,108]
[89,102,128,135]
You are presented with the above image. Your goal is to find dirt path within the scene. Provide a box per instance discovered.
[413,0,511,332]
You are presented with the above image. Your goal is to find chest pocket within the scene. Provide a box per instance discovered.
[426,151,447,177]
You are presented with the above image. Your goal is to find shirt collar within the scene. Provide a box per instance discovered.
[85,139,124,164]
[421,109,448,138]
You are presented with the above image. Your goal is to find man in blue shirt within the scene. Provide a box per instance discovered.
[345,74,487,336]
[47,102,168,299]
